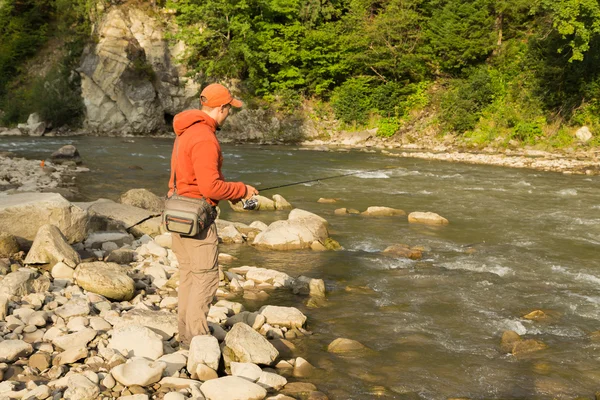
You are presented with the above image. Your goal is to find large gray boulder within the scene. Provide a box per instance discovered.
[83,199,160,232]
[120,188,164,213]
[252,209,329,251]
[73,262,135,301]
[24,225,81,269]
[222,323,278,366]
[78,7,199,134]
[0,193,88,244]
[50,145,82,165]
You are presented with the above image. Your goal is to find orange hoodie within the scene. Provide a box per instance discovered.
[168,109,246,205]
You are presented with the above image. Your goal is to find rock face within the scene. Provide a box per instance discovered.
[253,209,329,251]
[78,6,200,134]
[120,188,164,213]
[24,224,81,269]
[0,193,88,243]
[74,262,135,301]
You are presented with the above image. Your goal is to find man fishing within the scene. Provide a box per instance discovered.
[168,83,258,348]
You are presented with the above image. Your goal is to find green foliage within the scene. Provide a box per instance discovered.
[331,76,374,124]
[510,117,546,144]
[377,117,401,137]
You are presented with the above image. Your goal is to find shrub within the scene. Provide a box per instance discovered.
[377,117,401,138]
[331,76,374,124]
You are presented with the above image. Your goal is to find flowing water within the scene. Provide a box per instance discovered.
[2,136,600,399]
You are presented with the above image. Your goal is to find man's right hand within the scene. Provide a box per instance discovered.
[243,185,259,200]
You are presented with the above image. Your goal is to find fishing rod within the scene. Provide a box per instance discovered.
[243,166,396,209]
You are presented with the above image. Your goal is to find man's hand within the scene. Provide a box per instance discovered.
[243,185,259,200]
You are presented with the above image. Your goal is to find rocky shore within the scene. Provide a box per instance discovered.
[0,183,372,400]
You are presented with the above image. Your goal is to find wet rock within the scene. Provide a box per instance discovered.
[24,224,81,269]
[111,357,166,387]
[223,323,279,366]
[51,145,82,165]
[523,310,548,321]
[280,382,318,398]
[292,357,315,378]
[0,340,33,362]
[317,198,337,204]
[200,376,267,400]
[0,233,19,257]
[219,225,245,244]
[120,189,164,213]
[322,238,342,250]
[273,194,293,210]
[334,208,349,215]
[108,324,164,360]
[512,339,547,356]
[230,195,276,212]
[74,261,135,301]
[407,212,449,225]
[291,276,326,297]
[245,267,294,287]
[500,330,521,353]
[0,193,88,244]
[383,244,422,260]
[259,305,307,329]
[327,338,367,354]
[361,206,406,217]
[188,335,221,373]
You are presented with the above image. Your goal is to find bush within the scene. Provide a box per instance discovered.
[377,117,401,138]
[331,77,374,124]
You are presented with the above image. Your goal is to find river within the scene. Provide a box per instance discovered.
[2,136,600,399]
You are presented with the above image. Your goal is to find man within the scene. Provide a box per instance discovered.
[168,83,258,348]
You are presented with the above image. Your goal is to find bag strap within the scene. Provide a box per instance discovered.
[171,136,180,195]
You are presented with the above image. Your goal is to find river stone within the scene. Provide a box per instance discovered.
[292,357,315,378]
[361,206,406,216]
[86,199,160,230]
[24,224,81,269]
[51,145,82,165]
[258,370,288,392]
[0,340,33,362]
[120,189,164,213]
[113,309,178,339]
[146,241,167,257]
[53,346,88,366]
[105,248,136,264]
[0,193,88,243]
[245,267,294,287]
[51,262,75,280]
[223,323,279,366]
[74,261,135,301]
[0,295,9,320]
[259,305,307,328]
[215,299,245,315]
[163,393,186,400]
[188,335,221,373]
[220,225,244,244]
[28,121,46,136]
[52,328,97,350]
[84,232,133,249]
[291,276,326,297]
[576,126,593,142]
[273,194,292,210]
[108,324,164,360]
[512,339,548,356]
[407,211,449,225]
[383,244,422,260]
[0,269,37,297]
[54,296,90,319]
[0,233,19,257]
[327,338,367,354]
[200,376,267,400]
[157,353,187,377]
[279,382,318,398]
[253,209,329,251]
[231,362,262,382]
[111,357,166,387]
[225,311,266,330]
[64,373,100,400]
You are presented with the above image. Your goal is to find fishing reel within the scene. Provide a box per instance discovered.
[242,196,259,211]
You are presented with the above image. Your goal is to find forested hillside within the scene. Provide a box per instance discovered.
[2,0,600,148]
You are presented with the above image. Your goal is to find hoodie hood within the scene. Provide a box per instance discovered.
[173,109,217,136]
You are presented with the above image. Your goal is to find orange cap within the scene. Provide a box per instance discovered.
[200,83,243,108]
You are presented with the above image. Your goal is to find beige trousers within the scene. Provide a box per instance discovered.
[172,224,219,345]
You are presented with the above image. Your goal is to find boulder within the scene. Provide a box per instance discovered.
[120,189,164,213]
[223,323,279,366]
[108,325,164,360]
[28,122,46,136]
[245,267,294,287]
[50,145,82,165]
[111,357,166,387]
[290,276,326,297]
[27,113,42,125]
[187,335,221,374]
[253,209,329,251]
[86,199,160,231]
[105,248,136,264]
[219,225,244,244]
[576,126,593,143]
[407,212,449,225]
[24,225,81,269]
[231,362,262,382]
[258,370,288,391]
[272,194,292,210]
[200,376,267,400]
[64,373,100,400]
[0,128,22,136]
[0,193,88,244]
[0,233,19,257]
[259,306,307,329]
[74,261,135,301]
[361,206,406,217]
